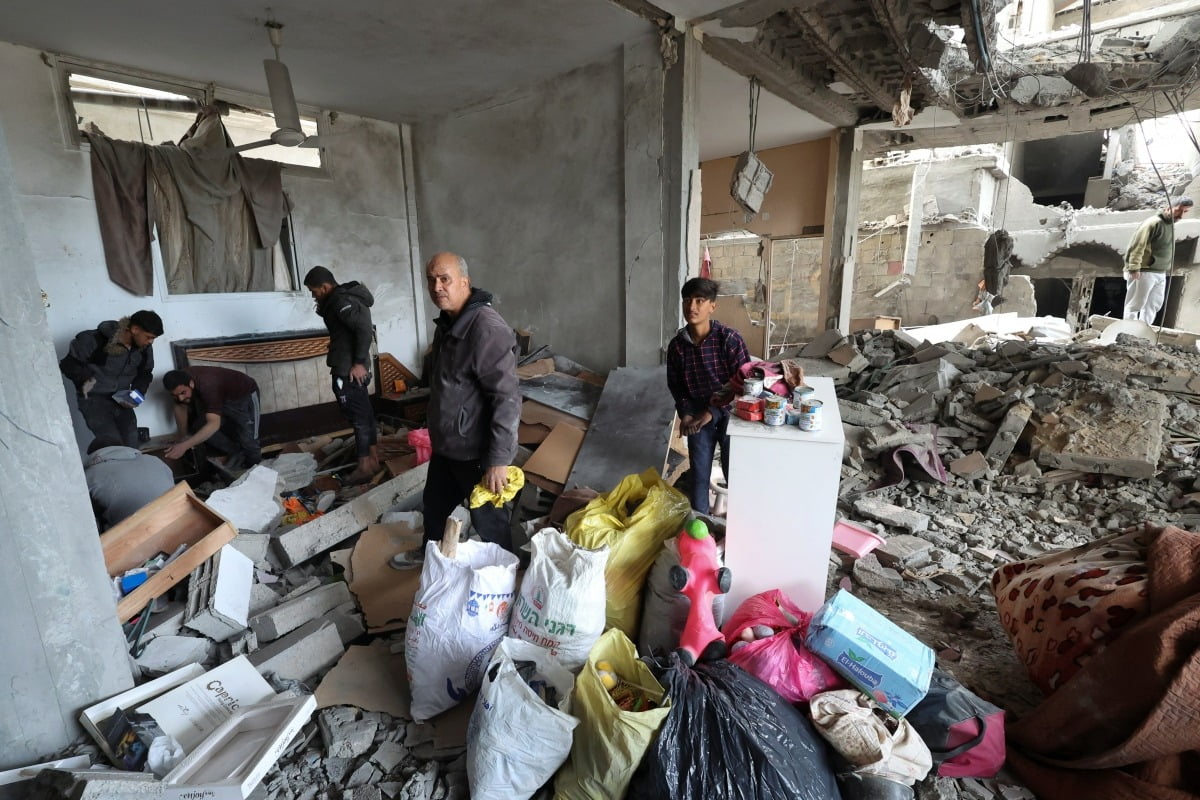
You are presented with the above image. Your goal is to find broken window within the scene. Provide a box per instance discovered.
[56,59,316,295]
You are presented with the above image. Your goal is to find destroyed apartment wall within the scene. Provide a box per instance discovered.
[413,51,628,372]
[706,235,825,351]
[0,102,133,770]
[0,42,426,444]
[700,137,831,237]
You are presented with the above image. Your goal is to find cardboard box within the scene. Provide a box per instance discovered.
[849,315,902,332]
[805,589,934,717]
[101,482,238,623]
[80,663,206,764]
[138,655,276,752]
[163,695,316,799]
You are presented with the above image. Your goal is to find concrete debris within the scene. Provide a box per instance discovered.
[250,581,354,642]
[262,452,320,492]
[205,464,284,534]
[132,635,211,677]
[248,618,344,684]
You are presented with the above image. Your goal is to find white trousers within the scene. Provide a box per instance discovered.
[1123,271,1167,323]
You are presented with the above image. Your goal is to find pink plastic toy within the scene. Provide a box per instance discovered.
[670,519,732,665]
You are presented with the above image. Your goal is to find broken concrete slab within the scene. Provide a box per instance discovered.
[250,581,353,642]
[324,600,367,645]
[204,464,283,534]
[183,544,254,643]
[878,359,962,394]
[950,451,991,480]
[229,532,271,563]
[263,452,319,493]
[838,399,889,428]
[800,329,845,358]
[852,552,903,591]
[133,635,211,677]
[853,497,930,533]
[248,618,343,684]
[273,463,429,568]
[1030,387,1167,479]
[319,706,379,759]
[874,534,934,571]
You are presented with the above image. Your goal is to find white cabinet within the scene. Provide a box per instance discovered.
[724,376,844,614]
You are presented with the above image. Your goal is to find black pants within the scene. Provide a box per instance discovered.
[422,454,513,552]
[78,394,138,448]
[332,375,378,459]
[194,392,261,468]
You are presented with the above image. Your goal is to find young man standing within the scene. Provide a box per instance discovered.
[162,366,261,470]
[667,278,750,515]
[59,310,163,448]
[303,265,380,483]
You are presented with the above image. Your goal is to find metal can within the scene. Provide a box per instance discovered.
[744,377,765,396]
[792,385,814,407]
[798,398,824,431]
[763,393,787,414]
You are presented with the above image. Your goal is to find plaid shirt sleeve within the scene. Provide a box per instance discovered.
[721,325,750,378]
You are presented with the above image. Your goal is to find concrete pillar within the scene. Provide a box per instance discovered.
[817,128,864,332]
[0,112,133,769]
[622,27,699,365]
[623,34,668,366]
[661,27,701,355]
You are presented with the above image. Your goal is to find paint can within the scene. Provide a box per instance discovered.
[798,398,824,431]
[744,377,765,396]
[792,385,814,407]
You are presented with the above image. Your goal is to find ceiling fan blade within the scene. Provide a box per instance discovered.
[230,139,274,152]
[264,58,303,135]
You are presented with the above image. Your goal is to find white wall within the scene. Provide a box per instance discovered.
[0,41,426,444]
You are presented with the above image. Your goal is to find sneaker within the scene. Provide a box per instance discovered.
[388,546,426,570]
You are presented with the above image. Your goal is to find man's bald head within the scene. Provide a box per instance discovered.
[425,252,473,316]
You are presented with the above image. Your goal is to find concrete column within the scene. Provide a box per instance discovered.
[623,34,667,366]
[817,128,864,332]
[661,27,701,355]
[0,113,133,769]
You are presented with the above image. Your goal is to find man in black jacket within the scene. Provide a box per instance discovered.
[304,266,379,483]
[59,310,163,448]
[391,252,520,568]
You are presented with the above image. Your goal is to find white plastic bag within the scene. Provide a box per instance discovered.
[509,528,608,672]
[467,637,579,800]
[405,540,519,721]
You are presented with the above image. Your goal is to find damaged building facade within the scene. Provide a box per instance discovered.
[3,0,1200,797]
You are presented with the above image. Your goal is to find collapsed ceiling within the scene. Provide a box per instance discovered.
[621,0,1200,154]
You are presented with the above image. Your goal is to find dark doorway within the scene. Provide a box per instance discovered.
[1033,277,1071,317]
[1090,277,1125,318]
[1012,131,1106,209]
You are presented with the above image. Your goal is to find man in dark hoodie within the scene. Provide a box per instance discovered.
[390,252,520,568]
[60,310,163,448]
[304,266,379,483]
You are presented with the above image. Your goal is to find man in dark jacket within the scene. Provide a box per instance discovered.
[60,310,163,448]
[391,252,520,568]
[162,366,261,469]
[304,265,379,483]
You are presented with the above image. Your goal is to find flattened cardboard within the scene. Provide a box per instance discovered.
[518,421,552,445]
[348,523,424,630]
[523,423,585,486]
[315,641,411,718]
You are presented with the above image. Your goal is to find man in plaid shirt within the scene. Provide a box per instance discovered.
[667,277,750,514]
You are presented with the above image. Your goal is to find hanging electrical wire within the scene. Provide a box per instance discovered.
[747,76,761,154]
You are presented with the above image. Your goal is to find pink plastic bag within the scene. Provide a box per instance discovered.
[723,589,844,703]
[407,428,432,465]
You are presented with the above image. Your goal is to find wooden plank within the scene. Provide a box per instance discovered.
[519,372,602,421]
[272,462,429,567]
[565,366,676,493]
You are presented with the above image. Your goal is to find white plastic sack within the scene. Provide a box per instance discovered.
[509,528,608,672]
[638,537,727,657]
[467,637,579,800]
[405,540,519,721]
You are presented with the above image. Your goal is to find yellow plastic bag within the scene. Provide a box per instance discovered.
[468,466,526,509]
[565,469,690,636]
[554,628,671,800]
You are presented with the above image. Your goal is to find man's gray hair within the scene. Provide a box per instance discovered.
[426,252,469,277]
[1173,195,1194,208]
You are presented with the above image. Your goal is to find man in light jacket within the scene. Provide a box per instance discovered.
[391,252,520,567]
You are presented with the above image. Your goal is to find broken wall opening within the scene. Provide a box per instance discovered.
[1011,131,1105,209]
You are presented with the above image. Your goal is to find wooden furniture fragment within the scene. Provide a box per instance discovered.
[101,482,237,623]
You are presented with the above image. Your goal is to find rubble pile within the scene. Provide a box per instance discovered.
[821,328,1200,594]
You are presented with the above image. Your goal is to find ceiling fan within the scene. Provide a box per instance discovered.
[230,21,323,153]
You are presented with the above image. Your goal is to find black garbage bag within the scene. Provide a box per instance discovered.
[628,655,843,800]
